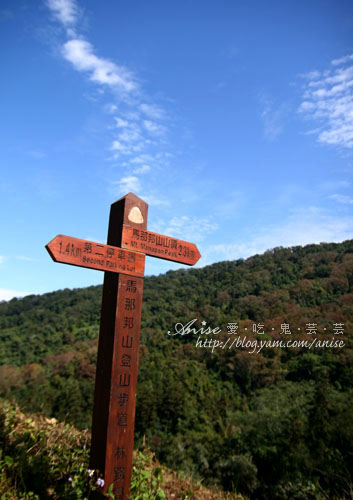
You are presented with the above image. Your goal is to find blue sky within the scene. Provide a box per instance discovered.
[1,0,353,300]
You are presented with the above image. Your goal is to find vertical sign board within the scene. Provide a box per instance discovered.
[89,193,148,500]
[45,192,201,500]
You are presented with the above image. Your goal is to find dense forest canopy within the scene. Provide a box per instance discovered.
[1,239,353,499]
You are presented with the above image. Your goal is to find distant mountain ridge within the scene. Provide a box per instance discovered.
[1,239,353,499]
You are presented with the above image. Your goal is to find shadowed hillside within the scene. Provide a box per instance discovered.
[1,240,353,499]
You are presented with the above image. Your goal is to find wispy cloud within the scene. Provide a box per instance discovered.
[0,256,4,265]
[332,54,353,66]
[109,119,147,159]
[115,117,130,128]
[203,206,353,264]
[113,175,141,194]
[110,140,128,153]
[164,215,218,242]
[46,0,172,200]
[47,0,137,93]
[260,97,289,141]
[143,194,170,207]
[129,154,154,164]
[118,128,141,144]
[47,0,79,26]
[104,103,118,114]
[143,120,165,136]
[329,193,353,204]
[62,39,136,91]
[299,54,353,149]
[140,103,165,120]
[132,164,151,174]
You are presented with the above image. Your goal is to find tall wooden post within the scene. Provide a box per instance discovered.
[45,191,201,499]
[89,193,148,499]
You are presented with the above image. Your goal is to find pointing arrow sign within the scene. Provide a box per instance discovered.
[45,192,202,500]
[45,234,145,277]
[121,224,201,265]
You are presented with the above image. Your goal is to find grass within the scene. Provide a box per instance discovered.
[0,400,247,500]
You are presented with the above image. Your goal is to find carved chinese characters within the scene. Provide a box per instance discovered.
[45,192,201,500]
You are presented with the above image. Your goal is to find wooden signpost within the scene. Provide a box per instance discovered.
[46,235,145,277]
[45,192,201,500]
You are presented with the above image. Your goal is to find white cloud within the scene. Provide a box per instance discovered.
[202,206,353,264]
[301,70,321,80]
[260,98,288,141]
[164,215,218,242]
[143,195,169,206]
[329,193,353,204]
[140,103,165,120]
[143,120,165,136]
[46,0,171,197]
[319,179,351,190]
[332,54,353,66]
[0,289,31,302]
[62,39,136,92]
[0,256,4,265]
[132,164,151,174]
[299,54,353,149]
[110,139,143,157]
[118,129,141,143]
[111,140,129,153]
[130,154,154,164]
[47,0,79,26]
[115,117,130,128]
[114,175,141,193]
[111,120,143,154]
[104,103,118,114]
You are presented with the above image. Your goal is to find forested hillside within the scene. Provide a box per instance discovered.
[1,240,353,499]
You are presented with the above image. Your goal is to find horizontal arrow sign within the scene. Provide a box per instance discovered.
[46,234,145,277]
[121,224,201,265]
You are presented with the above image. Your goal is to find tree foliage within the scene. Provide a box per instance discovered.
[1,240,353,498]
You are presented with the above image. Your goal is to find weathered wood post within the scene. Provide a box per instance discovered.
[46,192,201,499]
[89,193,148,499]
